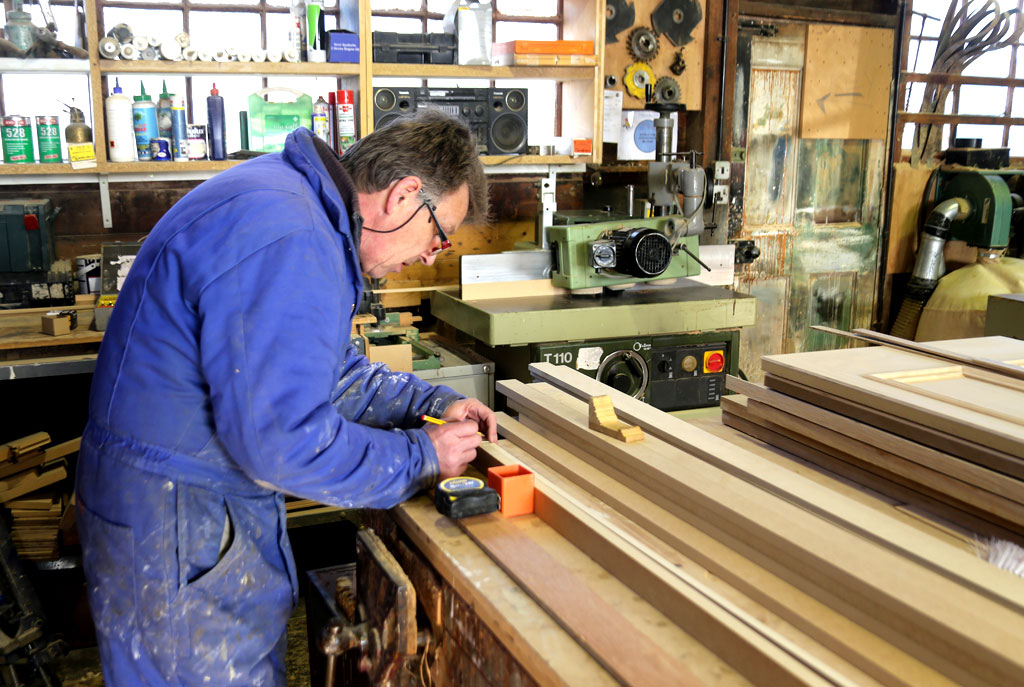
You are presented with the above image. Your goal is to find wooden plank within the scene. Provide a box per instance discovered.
[461,279,567,301]
[526,363,1024,604]
[488,422,946,687]
[459,512,709,687]
[759,342,1024,457]
[0,432,50,462]
[727,376,1024,507]
[5,496,59,510]
[800,25,893,140]
[499,379,1024,685]
[762,373,1024,480]
[719,398,1024,547]
[0,463,67,504]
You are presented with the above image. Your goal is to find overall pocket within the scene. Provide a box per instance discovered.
[78,496,138,646]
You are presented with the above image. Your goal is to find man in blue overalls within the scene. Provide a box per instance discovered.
[76,109,496,686]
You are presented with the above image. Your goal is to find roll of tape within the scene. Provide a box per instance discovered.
[236,50,251,63]
[119,43,138,59]
[132,36,149,51]
[283,48,300,63]
[142,47,158,61]
[107,23,132,44]
[175,32,190,48]
[197,48,213,62]
[159,40,181,61]
[251,49,267,62]
[267,50,282,63]
[225,47,238,58]
[182,46,199,61]
[98,37,120,59]
[148,35,162,47]
[214,49,229,62]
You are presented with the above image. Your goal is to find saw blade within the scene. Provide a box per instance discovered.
[624,61,656,100]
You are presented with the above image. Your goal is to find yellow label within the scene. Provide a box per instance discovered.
[68,143,96,162]
[97,295,118,307]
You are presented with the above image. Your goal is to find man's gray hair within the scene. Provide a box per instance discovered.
[340,108,489,225]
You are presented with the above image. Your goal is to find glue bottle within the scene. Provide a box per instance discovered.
[105,78,136,162]
[157,80,173,139]
[207,83,226,161]
[132,83,158,161]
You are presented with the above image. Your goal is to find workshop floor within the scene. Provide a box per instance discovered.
[54,600,312,686]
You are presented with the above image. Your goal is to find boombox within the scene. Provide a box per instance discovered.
[371,86,528,155]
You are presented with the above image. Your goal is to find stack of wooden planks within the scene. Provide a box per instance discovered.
[722,335,1024,546]
[471,361,1024,687]
[0,432,77,560]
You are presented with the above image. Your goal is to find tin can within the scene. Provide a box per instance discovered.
[186,124,208,160]
[35,115,62,163]
[335,90,356,154]
[150,137,171,161]
[171,94,188,161]
[2,115,35,164]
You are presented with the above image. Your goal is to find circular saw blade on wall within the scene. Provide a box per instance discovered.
[604,0,706,110]
[606,0,637,44]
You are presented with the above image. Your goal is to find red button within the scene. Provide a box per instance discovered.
[24,214,39,231]
[704,351,725,373]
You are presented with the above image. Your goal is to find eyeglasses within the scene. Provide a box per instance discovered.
[421,197,452,254]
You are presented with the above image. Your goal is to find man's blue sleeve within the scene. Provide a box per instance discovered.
[197,227,442,508]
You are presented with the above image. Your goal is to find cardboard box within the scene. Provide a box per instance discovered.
[492,40,593,56]
[327,30,359,63]
[41,313,71,336]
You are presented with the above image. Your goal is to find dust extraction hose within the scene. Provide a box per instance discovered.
[890,197,967,339]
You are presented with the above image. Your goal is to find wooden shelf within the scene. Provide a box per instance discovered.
[98,59,360,77]
[481,154,593,166]
[0,163,87,176]
[370,63,597,81]
[98,159,241,173]
[0,58,90,73]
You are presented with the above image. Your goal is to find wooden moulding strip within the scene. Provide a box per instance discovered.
[719,397,1024,547]
[727,376,1024,512]
[762,373,1024,480]
[526,362,1024,609]
[486,421,946,687]
[848,328,1024,382]
[498,378,1024,686]
[457,510,711,687]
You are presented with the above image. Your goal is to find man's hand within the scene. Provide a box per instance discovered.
[424,421,483,479]
[442,398,498,443]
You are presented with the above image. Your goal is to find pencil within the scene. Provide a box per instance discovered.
[420,415,485,437]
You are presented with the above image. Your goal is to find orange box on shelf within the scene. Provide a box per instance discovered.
[487,464,535,517]
[491,40,594,56]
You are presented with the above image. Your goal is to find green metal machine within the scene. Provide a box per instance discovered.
[937,170,1017,249]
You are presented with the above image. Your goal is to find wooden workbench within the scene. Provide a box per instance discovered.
[0,306,103,362]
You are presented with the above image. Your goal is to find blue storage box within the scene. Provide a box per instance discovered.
[328,31,360,63]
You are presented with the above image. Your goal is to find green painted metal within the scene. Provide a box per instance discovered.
[939,171,1015,249]
[431,285,757,347]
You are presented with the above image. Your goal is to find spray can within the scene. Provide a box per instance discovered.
[312,96,331,145]
[157,80,173,139]
[1,116,34,164]
[327,91,338,150]
[132,84,159,161]
[170,93,188,161]
[289,1,305,59]
[36,116,62,163]
[106,78,136,162]
[335,89,356,154]
[207,83,226,161]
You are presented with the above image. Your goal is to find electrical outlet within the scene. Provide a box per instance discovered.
[714,161,731,180]
[713,184,729,204]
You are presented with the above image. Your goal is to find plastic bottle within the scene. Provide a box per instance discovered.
[105,78,136,162]
[170,93,188,162]
[132,83,158,161]
[207,83,226,161]
[157,80,173,139]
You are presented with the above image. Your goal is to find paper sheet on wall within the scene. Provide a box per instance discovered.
[618,110,677,161]
[603,90,623,144]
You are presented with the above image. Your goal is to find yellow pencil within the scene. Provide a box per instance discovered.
[420,415,485,437]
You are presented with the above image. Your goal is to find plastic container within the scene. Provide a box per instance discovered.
[247,87,312,153]
[132,84,158,161]
[106,78,136,162]
[207,83,226,161]
[170,94,188,162]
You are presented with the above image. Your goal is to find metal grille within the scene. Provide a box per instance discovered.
[634,233,671,276]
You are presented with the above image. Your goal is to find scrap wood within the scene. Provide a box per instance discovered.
[763,373,1024,480]
[727,376,1024,512]
[0,462,67,504]
[525,363,1023,608]
[481,430,927,687]
[5,495,59,511]
[719,398,1024,548]
[588,395,644,442]
[499,378,1024,685]
[0,432,50,462]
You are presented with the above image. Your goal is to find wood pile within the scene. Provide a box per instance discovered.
[0,432,77,561]
[722,335,1024,546]
[474,361,1024,687]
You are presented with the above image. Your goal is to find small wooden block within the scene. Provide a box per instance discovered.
[588,395,645,443]
[41,314,71,337]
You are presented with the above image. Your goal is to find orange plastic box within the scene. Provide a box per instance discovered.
[487,465,534,517]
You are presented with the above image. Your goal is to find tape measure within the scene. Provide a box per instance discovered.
[434,476,500,519]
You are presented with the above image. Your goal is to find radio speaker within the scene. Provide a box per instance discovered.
[372,87,417,130]
[487,88,528,155]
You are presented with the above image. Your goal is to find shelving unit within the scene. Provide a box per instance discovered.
[0,0,605,179]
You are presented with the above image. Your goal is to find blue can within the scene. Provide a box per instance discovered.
[170,94,188,161]
[150,137,171,161]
